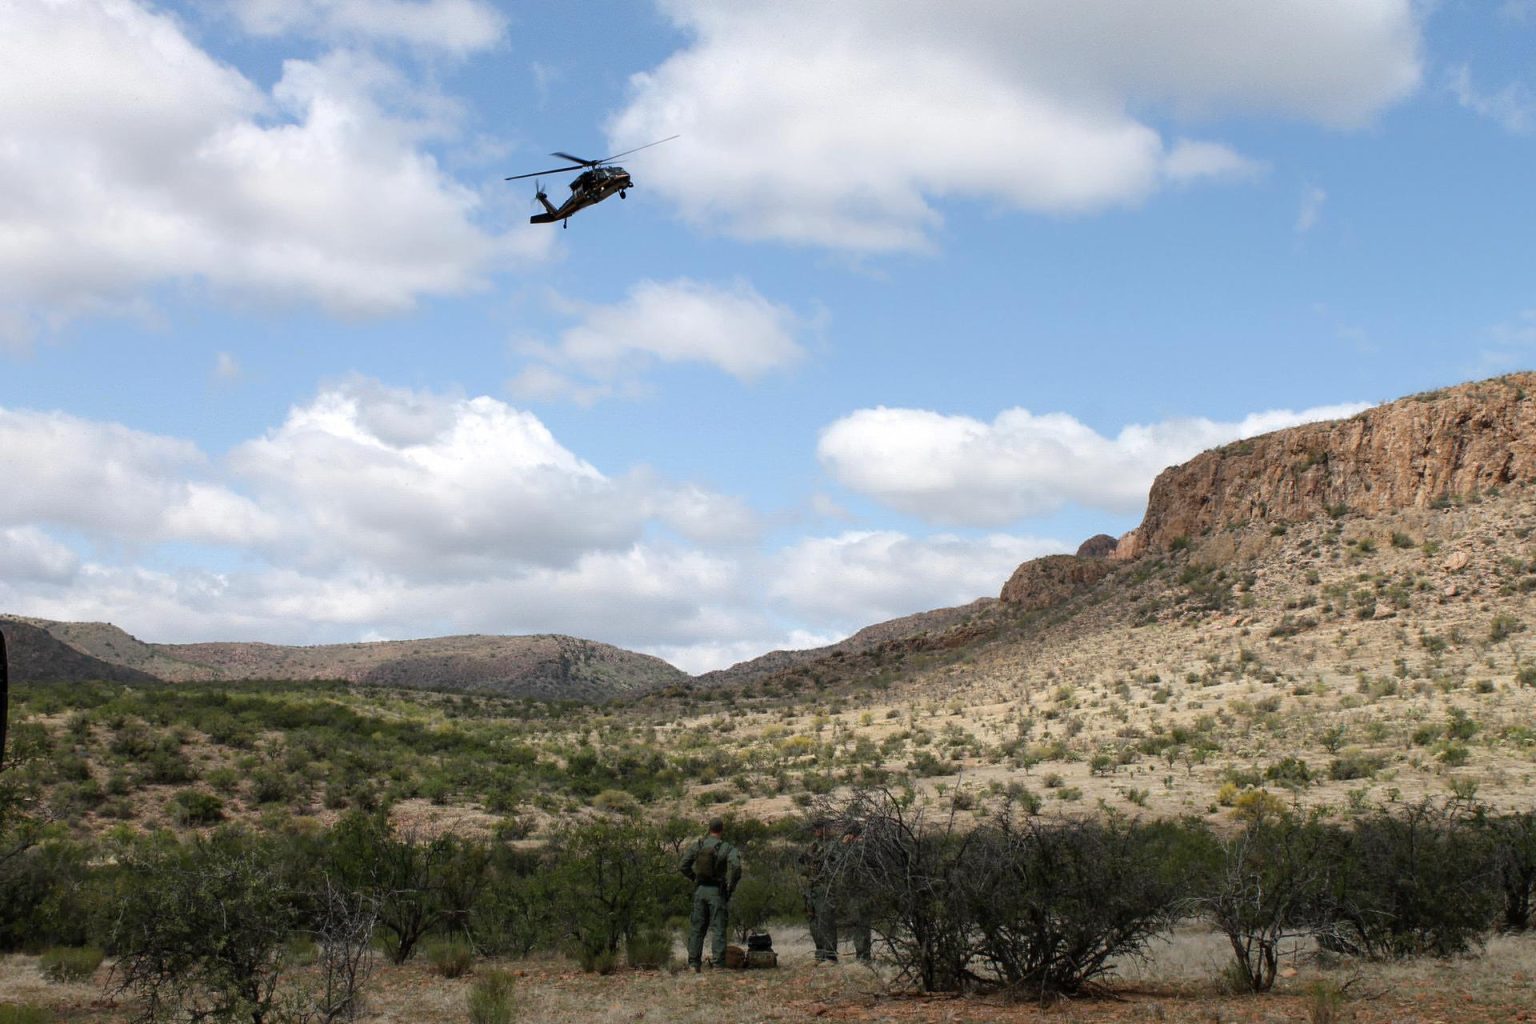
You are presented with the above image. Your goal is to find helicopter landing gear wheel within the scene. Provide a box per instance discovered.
[620,190,627,199]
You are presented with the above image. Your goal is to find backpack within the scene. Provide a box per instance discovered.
[693,837,725,885]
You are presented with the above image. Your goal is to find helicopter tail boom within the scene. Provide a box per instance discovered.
[530,190,560,223]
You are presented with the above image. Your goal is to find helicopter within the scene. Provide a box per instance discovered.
[506,135,678,227]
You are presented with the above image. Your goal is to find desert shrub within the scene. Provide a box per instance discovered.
[1486,810,1536,931]
[1231,788,1289,823]
[0,836,93,952]
[543,818,675,970]
[423,936,474,978]
[591,789,639,815]
[1490,614,1523,642]
[624,925,674,970]
[466,969,516,1024]
[1306,979,1348,1024]
[1264,757,1314,787]
[324,812,488,965]
[105,831,301,1024]
[725,841,803,942]
[469,847,557,957]
[138,745,197,786]
[1201,816,1331,992]
[840,794,973,992]
[248,769,299,806]
[1328,750,1385,782]
[169,790,225,826]
[38,945,104,982]
[962,816,1193,999]
[825,790,1196,998]
[1318,801,1498,958]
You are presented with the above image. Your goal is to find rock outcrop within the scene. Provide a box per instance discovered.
[999,554,1115,610]
[1115,373,1536,560]
[1075,534,1119,559]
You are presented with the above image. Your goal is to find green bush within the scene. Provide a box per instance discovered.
[1319,801,1498,958]
[624,926,674,970]
[106,831,301,1024]
[169,790,225,827]
[38,945,104,983]
[466,969,515,1024]
[1202,816,1330,992]
[544,819,675,971]
[424,936,474,978]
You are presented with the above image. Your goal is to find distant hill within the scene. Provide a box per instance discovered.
[0,618,162,687]
[0,617,686,701]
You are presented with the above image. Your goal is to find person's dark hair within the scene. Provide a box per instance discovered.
[708,817,724,834]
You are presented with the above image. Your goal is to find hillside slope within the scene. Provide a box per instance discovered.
[678,373,1536,818]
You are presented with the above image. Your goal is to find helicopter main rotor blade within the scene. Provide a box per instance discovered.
[587,135,680,165]
[505,163,585,181]
[551,152,599,166]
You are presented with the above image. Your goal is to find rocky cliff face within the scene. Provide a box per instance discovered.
[1114,373,1536,560]
[1000,373,1536,608]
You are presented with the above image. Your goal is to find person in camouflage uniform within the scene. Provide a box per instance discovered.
[837,822,873,963]
[803,818,875,965]
[679,817,742,972]
[801,819,839,963]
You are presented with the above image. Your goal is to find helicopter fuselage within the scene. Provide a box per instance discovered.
[531,166,633,224]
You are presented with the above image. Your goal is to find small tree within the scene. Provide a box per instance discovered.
[324,812,486,965]
[1319,800,1498,958]
[544,818,672,969]
[290,879,377,1024]
[964,814,1191,999]
[832,789,977,992]
[107,832,300,1024]
[1202,815,1331,991]
[1487,811,1536,931]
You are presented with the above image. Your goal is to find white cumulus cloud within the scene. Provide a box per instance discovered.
[770,531,1063,626]
[0,406,278,544]
[0,0,539,338]
[610,0,1422,249]
[511,278,807,400]
[818,401,1373,526]
[0,527,81,585]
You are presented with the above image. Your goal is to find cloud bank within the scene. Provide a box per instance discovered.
[818,402,1373,526]
[610,0,1421,249]
[0,380,1066,672]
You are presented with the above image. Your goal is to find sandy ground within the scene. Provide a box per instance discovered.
[5,925,1536,1024]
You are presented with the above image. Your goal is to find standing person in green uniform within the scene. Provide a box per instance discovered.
[679,817,742,972]
[801,818,839,963]
[838,822,874,963]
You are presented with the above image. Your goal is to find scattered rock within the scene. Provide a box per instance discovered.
[1443,551,1471,572]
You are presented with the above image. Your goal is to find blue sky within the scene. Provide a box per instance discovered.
[1,0,1533,672]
